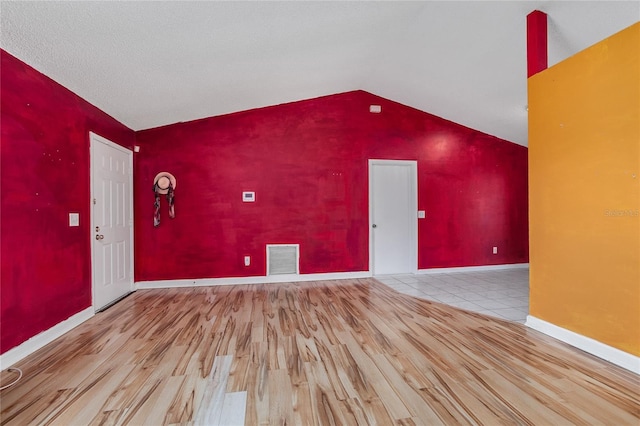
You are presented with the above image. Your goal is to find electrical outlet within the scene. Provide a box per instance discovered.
[244,256,251,266]
[492,246,498,254]
[69,213,79,227]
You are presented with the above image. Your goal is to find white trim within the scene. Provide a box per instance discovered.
[89,132,135,312]
[368,159,418,275]
[89,131,131,155]
[416,263,530,274]
[136,271,372,289]
[525,316,640,375]
[0,307,94,369]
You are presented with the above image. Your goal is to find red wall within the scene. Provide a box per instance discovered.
[1,50,136,354]
[135,91,528,281]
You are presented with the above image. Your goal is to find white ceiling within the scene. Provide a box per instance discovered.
[1,1,638,146]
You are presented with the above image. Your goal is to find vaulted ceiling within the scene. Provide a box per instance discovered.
[1,1,638,146]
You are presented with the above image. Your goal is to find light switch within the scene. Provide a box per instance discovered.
[69,213,80,227]
[418,210,426,219]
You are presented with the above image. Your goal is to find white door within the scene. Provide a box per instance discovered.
[369,160,417,275]
[90,132,133,311]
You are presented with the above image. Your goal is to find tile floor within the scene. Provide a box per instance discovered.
[375,267,529,323]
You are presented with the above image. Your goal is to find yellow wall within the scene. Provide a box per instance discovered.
[528,22,640,356]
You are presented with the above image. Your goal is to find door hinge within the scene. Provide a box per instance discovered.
[93,198,97,205]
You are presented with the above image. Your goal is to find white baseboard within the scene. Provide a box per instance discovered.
[416,263,529,275]
[136,271,372,289]
[525,315,640,375]
[0,307,94,369]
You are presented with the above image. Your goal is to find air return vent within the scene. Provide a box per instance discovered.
[267,244,299,276]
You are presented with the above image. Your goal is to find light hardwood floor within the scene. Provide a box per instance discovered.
[1,278,639,425]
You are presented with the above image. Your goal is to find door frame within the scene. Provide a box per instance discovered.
[368,159,418,275]
[89,131,134,311]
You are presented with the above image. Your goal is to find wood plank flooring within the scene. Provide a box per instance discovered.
[1,278,639,425]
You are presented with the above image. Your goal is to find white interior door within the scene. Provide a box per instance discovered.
[369,160,417,275]
[90,132,133,311]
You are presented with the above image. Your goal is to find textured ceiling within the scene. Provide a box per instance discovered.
[1,1,638,146]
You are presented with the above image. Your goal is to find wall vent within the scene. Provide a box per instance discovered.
[267,244,299,276]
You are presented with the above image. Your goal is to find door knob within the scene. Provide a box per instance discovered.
[95,234,104,240]
[372,224,377,228]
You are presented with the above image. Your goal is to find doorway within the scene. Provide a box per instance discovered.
[369,159,417,275]
[90,132,134,311]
